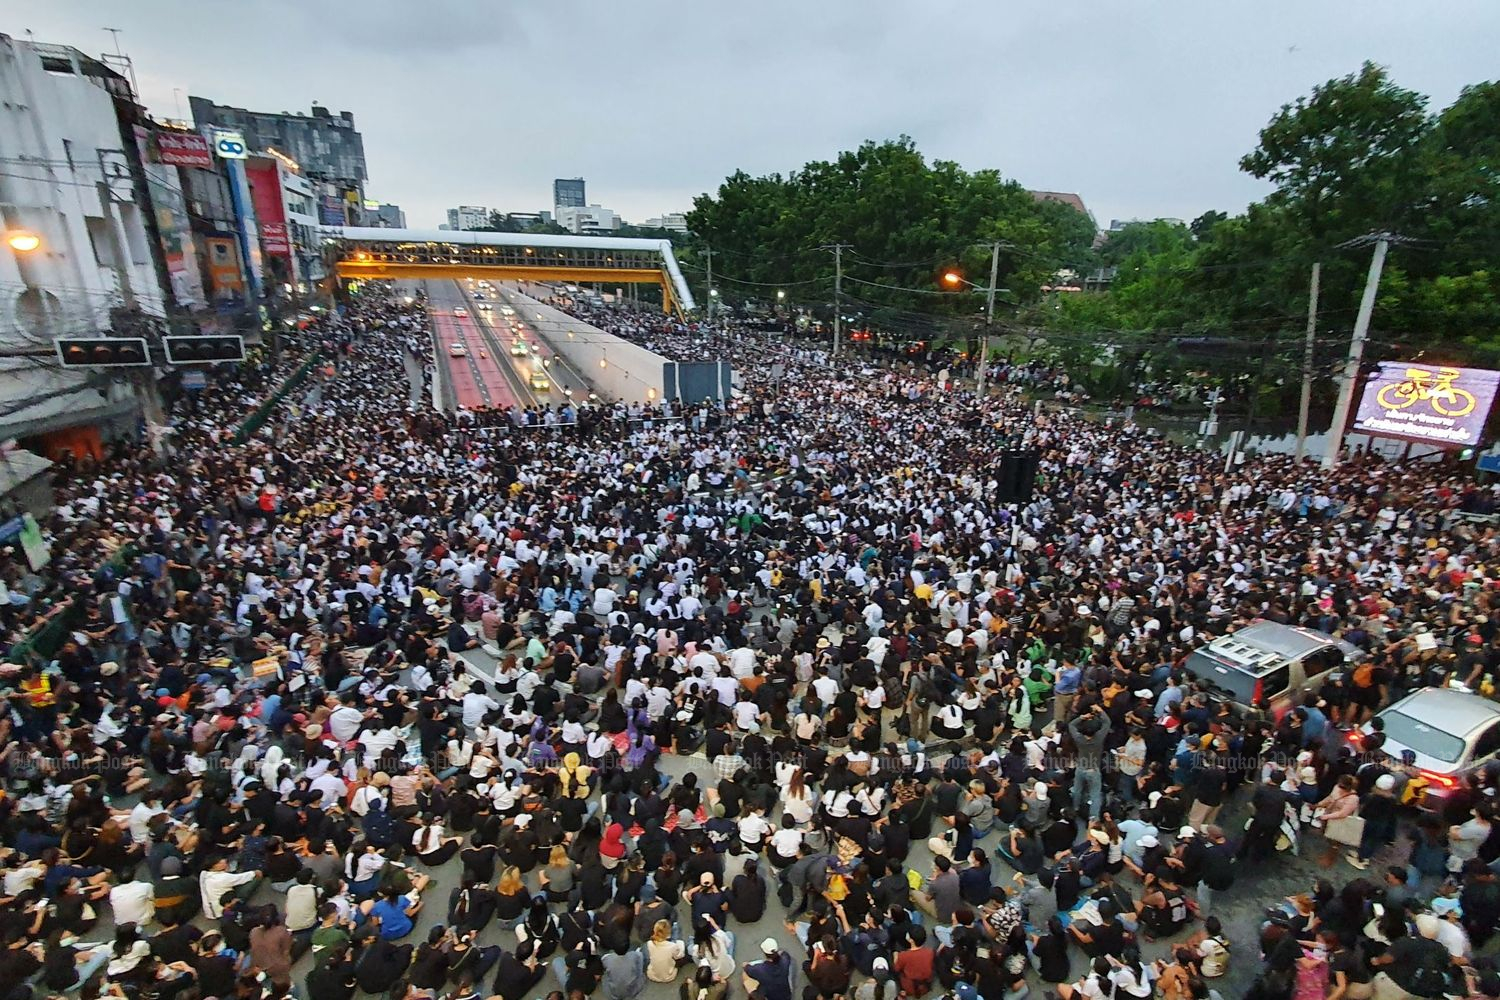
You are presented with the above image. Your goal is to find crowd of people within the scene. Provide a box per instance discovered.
[0,280,1499,1000]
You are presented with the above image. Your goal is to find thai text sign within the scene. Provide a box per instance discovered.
[1353,362,1500,447]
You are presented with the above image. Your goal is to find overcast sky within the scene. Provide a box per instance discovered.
[19,1,1498,232]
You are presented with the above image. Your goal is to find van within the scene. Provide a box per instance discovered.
[1184,621,1366,718]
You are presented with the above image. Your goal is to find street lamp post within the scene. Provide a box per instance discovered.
[942,241,1006,400]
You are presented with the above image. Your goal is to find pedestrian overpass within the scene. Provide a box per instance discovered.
[321,227,697,316]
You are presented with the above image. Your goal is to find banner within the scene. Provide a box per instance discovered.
[319,193,345,226]
[260,222,291,256]
[152,129,213,168]
[245,160,293,262]
[1353,362,1500,447]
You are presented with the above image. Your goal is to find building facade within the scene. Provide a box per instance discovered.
[556,204,620,234]
[0,36,168,452]
[553,177,586,212]
[641,213,689,233]
[445,206,489,231]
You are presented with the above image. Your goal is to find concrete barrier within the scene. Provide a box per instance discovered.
[496,286,665,404]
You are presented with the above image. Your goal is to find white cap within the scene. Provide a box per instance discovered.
[1376,774,1397,791]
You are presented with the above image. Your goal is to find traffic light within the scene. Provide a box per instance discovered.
[54,337,150,368]
[163,335,244,365]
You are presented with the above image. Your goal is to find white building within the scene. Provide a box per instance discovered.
[0,36,164,447]
[445,205,489,231]
[556,204,620,234]
[641,213,689,233]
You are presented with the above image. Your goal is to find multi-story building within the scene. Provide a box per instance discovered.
[446,206,489,231]
[556,204,620,234]
[641,213,689,233]
[245,151,322,290]
[0,36,170,454]
[368,203,406,228]
[188,96,367,224]
[553,177,586,212]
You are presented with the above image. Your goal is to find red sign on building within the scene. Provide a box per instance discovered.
[244,159,294,263]
[153,130,214,168]
[260,222,291,256]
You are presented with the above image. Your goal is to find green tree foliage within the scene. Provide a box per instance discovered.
[685,137,1096,319]
[686,67,1498,373]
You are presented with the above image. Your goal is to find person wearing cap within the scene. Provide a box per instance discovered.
[1347,773,1402,870]
[742,938,794,1000]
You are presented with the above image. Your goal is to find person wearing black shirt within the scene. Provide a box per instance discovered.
[354,936,412,995]
[492,942,546,1000]
[305,946,358,1000]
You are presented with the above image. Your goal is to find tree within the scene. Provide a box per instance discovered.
[1240,61,1429,240]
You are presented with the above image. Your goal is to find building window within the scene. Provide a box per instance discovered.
[85,216,118,269]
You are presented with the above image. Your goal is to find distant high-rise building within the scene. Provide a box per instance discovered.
[445,206,489,231]
[553,177,586,211]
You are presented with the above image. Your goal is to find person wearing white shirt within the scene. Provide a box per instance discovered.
[737,807,772,849]
[811,675,839,706]
[711,675,739,707]
[727,646,757,679]
[733,699,762,733]
[110,879,155,927]
[327,702,365,743]
[462,685,501,728]
[768,824,803,866]
[128,796,168,844]
[200,859,260,919]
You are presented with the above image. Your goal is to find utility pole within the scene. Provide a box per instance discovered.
[833,244,844,357]
[704,246,713,323]
[1294,262,1321,462]
[1322,236,1392,470]
[976,240,1001,400]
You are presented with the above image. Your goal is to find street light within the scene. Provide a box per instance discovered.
[776,289,785,300]
[6,231,42,253]
[940,246,1009,400]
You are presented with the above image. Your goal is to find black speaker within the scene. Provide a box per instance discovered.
[996,448,1041,505]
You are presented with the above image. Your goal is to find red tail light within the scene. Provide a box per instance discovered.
[1348,730,1364,747]
[1252,677,1264,706]
[1421,770,1457,789]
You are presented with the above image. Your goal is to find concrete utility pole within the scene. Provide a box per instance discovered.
[1323,237,1391,470]
[976,240,1001,400]
[1294,262,1321,462]
[833,244,844,357]
[704,246,713,323]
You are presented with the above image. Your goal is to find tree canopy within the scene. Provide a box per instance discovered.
[683,63,1500,392]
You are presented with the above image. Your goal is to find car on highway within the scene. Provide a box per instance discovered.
[477,302,491,311]
[530,370,551,392]
[1355,687,1500,805]
[473,292,485,300]
[449,343,467,357]
[511,340,529,356]
[453,307,467,317]
[499,305,516,317]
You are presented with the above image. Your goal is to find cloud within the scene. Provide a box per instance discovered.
[16,0,1500,229]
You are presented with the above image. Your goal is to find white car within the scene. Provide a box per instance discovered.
[1355,687,1500,805]
[454,307,467,317]
[499,305,516,317]
[449,343,467,357]
[530,371,551,392]
[510,340,529,356]
[478,302,492,311]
